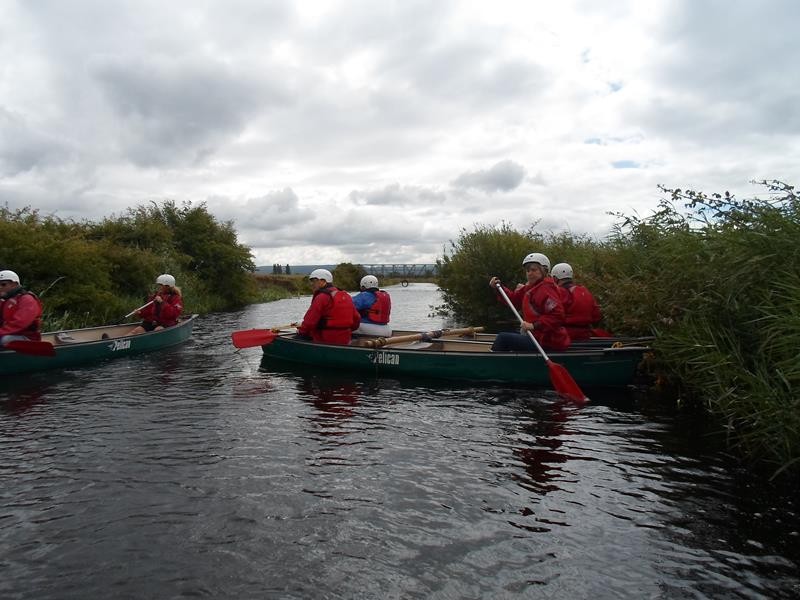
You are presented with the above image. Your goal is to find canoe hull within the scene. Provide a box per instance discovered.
[261,334,647,388]
[0,315,197,376]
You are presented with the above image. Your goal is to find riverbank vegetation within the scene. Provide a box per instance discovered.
[437,179,800,479]
[0,201,257,329]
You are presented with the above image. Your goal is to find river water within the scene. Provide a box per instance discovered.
[1,283,798,599]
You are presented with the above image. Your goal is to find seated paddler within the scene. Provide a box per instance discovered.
[488,252,571,352]
[0,269,43,347]
[297,269,361,345]
[352,274,392,337]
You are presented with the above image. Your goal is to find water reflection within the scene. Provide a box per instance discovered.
[511,400,575,496]
[259,358,374,432]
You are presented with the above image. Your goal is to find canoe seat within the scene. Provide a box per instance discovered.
[55,333,80,344]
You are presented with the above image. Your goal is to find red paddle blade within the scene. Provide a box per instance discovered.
[5,340,56,357]
[231,329,279,349]
[546,360,589,405]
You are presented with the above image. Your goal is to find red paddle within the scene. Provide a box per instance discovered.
[4,340,57,357]
[231,323,297,349]
[495,284,588,405]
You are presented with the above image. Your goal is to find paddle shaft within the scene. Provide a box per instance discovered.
[124,300,155,319]
[363,327,484,348]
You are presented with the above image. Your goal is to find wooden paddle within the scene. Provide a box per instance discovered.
[231,323,298,349]
[362,327,484,348]
[113,300,156,324]
[495,284,588,405]
[4,340,56,357]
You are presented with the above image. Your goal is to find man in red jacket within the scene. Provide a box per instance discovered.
[0,270,43,346]
[297,269,361,345]
[551,263,608,340]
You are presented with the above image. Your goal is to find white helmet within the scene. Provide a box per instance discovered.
[551,263,573,280]
[522,252,550,270]
[156,273,176,286]
[0,270,20,283]
[360,275,379,289]
[309,268,333,282]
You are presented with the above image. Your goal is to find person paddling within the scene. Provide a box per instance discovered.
[0,270,44,347]
[129,274,184,335]
[297,269,361,345]
[488,253,570,352]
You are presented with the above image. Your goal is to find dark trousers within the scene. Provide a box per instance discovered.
[491,332,539,352]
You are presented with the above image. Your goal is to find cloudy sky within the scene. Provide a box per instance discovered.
[1,1,798,266]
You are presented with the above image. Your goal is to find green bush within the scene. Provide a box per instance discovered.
[332,262,366,292]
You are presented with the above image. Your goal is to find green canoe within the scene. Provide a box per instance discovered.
[260,331,649,388]
[0,315,197,376]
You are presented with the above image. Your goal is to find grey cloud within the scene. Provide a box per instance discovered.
[91,56,282,167]
[636,1,800,141]
[209,188,313,232]
[451,160,526,193]
[348,183,446,207]
[0,108,73,176]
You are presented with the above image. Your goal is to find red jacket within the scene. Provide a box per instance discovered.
[0,288,43,341]
[561,283,602,340]
[498,277,570,350]
[298,285,361,345]
[139,291,183,327]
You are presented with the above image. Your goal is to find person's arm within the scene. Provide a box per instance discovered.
[158,295,183,323]
[350,304,361,331]
[352,291,375,311]
[297,293,329,336]
[488,277,525,308]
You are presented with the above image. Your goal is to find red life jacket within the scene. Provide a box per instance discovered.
[521,277,570,351]
[562,283,602,340]
[0,288,43,341]
[319,287,359,330]
[365,290,391,324]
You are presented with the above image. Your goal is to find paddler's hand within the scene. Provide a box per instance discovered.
[489,276,501,288]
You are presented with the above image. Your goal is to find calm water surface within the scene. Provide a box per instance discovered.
[1,284,798,599]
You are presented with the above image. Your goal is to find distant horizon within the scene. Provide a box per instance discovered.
[256,263,438,275]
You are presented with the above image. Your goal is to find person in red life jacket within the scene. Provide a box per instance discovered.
[0,269,44,346]
[352,274,392,337]
[297,269,361,345]
[550,262,609,340]
[129,273,184,335]
[488,252,571,352]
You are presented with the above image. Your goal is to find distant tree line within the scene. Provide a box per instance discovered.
[0,200,258,329]
[437,180,800,480]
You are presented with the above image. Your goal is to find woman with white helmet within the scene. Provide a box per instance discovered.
[352,274,392,337]
[487,252,570,352]
[296,268,361,345]
[129,273,184,334]
[0,269,44,346]
[551,262,607,340]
